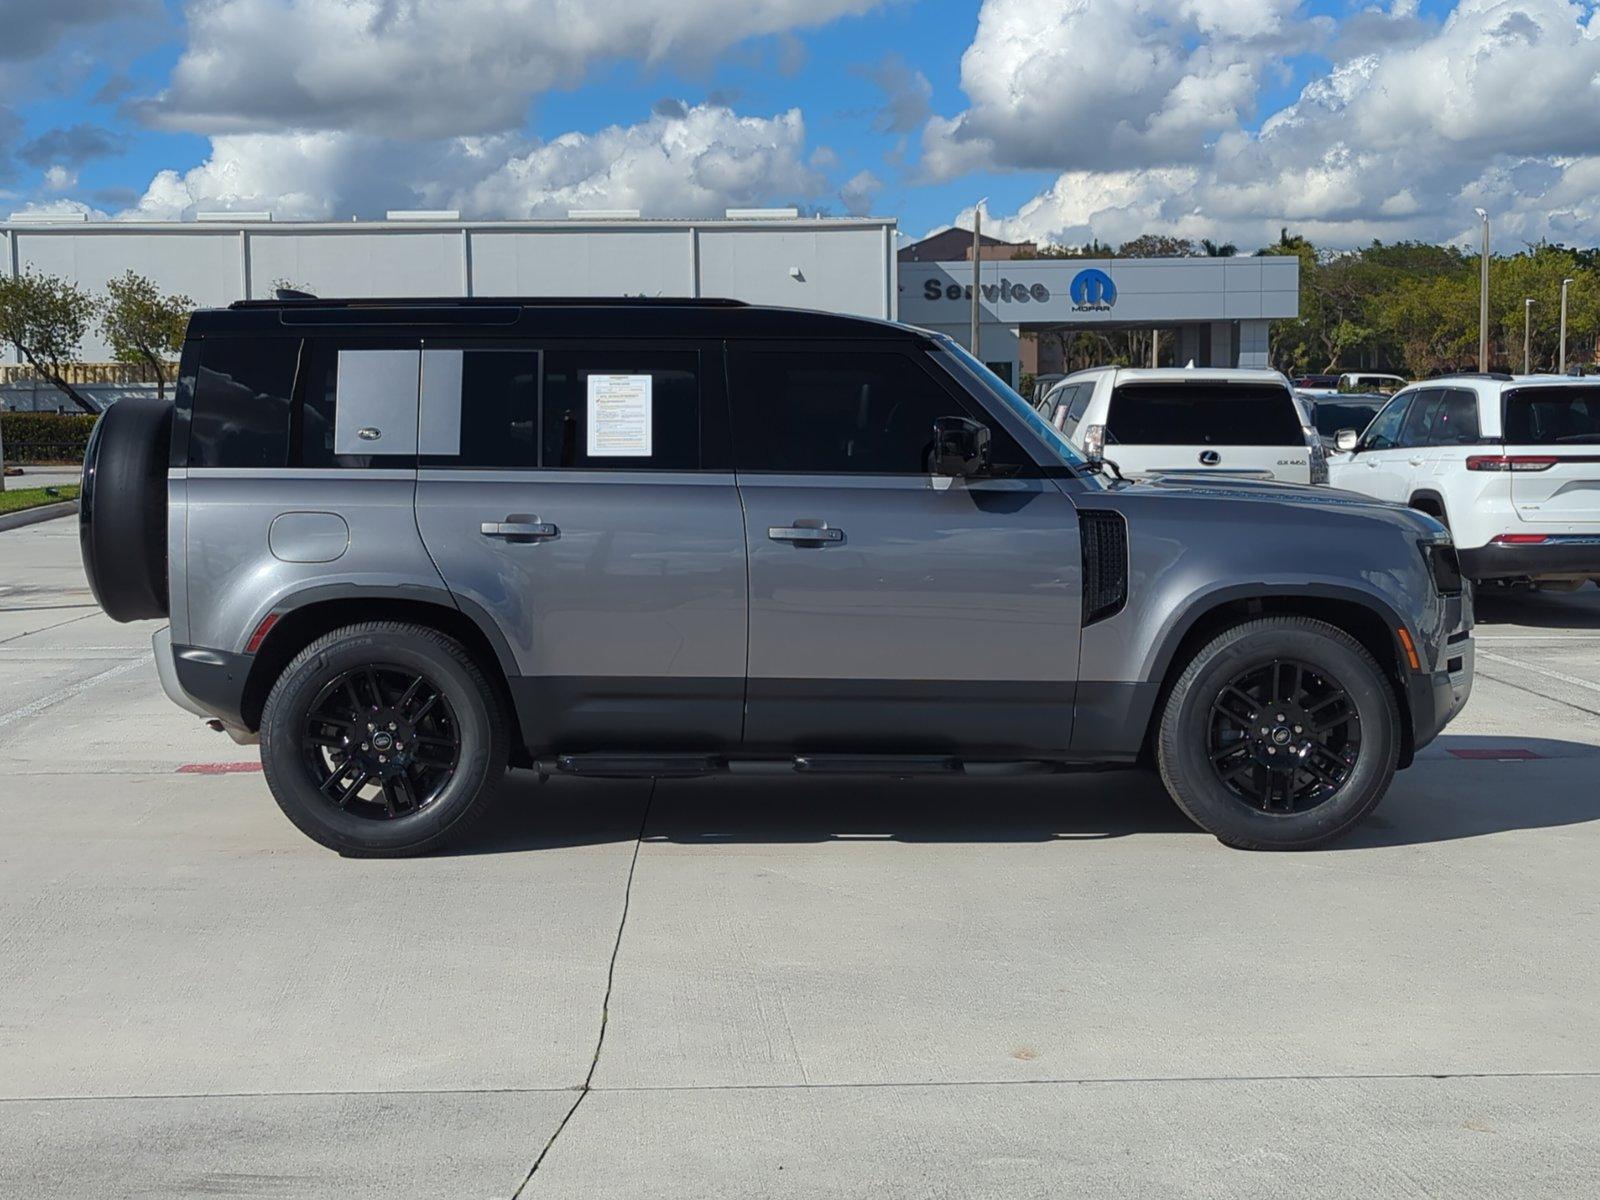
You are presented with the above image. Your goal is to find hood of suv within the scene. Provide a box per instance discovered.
[1107,471,1446,537]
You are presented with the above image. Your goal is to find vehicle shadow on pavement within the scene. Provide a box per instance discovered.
[1333,734,1600,850]
[1474,586,1600,629]
[446,736,1600,855]
[446,768,1197,855]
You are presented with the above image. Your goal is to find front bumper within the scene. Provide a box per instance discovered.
[1405,634,1474,754]
[1458,539,1600,581]
[153,627,258,743]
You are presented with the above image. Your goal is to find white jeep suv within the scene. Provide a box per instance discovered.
[1036,367,1325,484]
[1327,374,1600,587]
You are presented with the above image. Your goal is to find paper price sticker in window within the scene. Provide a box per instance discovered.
[587,374,653,457]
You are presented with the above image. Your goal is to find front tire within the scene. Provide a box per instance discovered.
[260,622,509,857]
[1156,616,1400,850]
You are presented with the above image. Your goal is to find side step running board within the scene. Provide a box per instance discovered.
[540,754,1074,780]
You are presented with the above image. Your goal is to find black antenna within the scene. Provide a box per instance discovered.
[274,287,318,301]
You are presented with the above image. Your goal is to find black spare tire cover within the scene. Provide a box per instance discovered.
[80,397,173,622]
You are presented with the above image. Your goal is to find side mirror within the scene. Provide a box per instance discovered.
[932,416,991,478]
[1335,429,1360,453]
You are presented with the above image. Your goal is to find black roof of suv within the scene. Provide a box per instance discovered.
[196,296,922,341]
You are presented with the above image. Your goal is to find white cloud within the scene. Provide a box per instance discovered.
[114,104,826,222]
[453,106,823,218]
[921,0,1310,178]
[139,0,892,138]
[5,197,108,220]
[947,0,1600,250]
[42,165,78,192]
[839,169,883,215]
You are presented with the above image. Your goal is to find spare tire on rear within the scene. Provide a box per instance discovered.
[80,397,172,622]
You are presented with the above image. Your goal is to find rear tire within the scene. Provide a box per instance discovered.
[1156,616,1400,850]
[260,622,509,857]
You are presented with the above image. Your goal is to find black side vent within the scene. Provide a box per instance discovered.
[1080,510,1129,626]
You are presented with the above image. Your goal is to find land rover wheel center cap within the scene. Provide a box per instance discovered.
[345,708,415,776]
[1248,701,1316,767]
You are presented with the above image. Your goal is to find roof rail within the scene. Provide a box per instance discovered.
[1439,371,1513,381]
[229,295,749,310]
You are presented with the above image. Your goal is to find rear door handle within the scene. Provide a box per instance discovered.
[768,525,844,543]
[481,520,559,540]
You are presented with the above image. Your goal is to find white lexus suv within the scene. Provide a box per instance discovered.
[1327,373,1600,588]
[1035,367,1325,484]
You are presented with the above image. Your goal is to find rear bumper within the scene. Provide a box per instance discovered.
[1457,539,1600,580]
[153,627,257,742]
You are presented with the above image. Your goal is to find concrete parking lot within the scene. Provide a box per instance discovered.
[3,512,1600,1198]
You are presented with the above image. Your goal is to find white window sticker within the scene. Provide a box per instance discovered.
[587,374,653,457]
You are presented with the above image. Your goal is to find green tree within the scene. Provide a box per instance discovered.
[0,270,97,413]
[99,271,193,401]
[1116,234,1196,258]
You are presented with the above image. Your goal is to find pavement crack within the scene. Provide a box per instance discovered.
[511,779,656,1198]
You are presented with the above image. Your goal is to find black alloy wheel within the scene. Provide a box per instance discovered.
[260,622,509,857]
[1155,615,1400,850]
[1206,659,1361,815]
[303,665,461,819]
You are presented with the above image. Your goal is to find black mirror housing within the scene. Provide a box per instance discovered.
[932,416,992,478]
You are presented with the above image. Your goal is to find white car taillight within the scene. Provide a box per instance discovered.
[1082,423,1106,459]
[1465,455,1558,471]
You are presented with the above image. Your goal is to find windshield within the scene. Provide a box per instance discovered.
[932,336,1086,470]
[1504,386,1600,444]
[1312,398,1385,437]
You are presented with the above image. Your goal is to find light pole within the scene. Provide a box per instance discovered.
[1475,208,1491,371]
[1525,298,1535,374]
[970,200,986,362]
[1560,277,1574,375]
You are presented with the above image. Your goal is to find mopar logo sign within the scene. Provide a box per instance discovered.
[1070,268,1116,310]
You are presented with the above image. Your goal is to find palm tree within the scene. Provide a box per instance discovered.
[1201,238,1238,257]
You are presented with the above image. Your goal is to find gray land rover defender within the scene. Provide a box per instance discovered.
[79,296,1474,856]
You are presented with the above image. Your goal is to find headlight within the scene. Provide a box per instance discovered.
[1420,538,1463,596]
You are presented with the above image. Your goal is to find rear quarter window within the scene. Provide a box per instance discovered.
[1503,386,1600,444]
[188,337,299,468]
[1106,382,1304,446]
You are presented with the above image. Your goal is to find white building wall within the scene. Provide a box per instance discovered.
[470,228,693,297]
[2,217,897,361]
[1238,318,1272,368]
[698,226,893,318]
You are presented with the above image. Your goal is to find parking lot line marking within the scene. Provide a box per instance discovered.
[175,761,262,774]
[1477,634,1600,642]
[1480,650,1600,696]
[0,656,148,731]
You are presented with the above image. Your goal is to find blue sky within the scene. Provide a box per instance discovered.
[4,1,1597,250]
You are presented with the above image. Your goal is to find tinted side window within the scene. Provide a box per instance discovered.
[729,348,1027,475]
[298,339,421,468]
[540,350,699,470]
[1503,386,1600,444]
[1429,390,1481,446]
[452,349,542,468]
[1105,383,1303,446]
[1398,390,1443,448]
[1359,394,1412,451]
[1062,383,1094,437]
[189,337,298,467]
[420,348,701,470]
